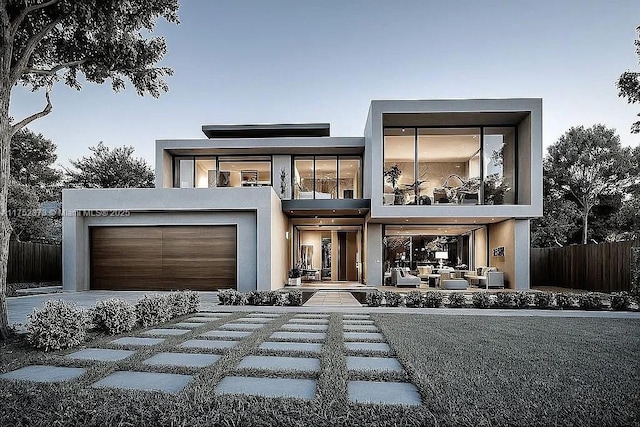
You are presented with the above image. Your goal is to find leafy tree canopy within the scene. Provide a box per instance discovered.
[617,25,640,133]
[7,178,55,242]
[64,142,154,188]
[10,128,62,201]
[544,124,634,245]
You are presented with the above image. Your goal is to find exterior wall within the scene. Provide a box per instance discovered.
[365,223,383,286]
[513,219,531,290]
[62,187,281,292]
[518,113,533,205]
[269,191,289,288]
[488,219,516,289]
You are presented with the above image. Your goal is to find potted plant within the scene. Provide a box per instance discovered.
[287,267,301,287]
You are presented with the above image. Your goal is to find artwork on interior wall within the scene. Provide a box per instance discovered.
[300,244,313,269]
[218,171,230,187]
[492,246,505,257]
[207,170,216,188]
[241,170,258,186]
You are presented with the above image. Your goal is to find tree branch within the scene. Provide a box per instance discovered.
[10,0,62,38]
[10,89,52,136]
[9,15,62,85]
[25,59,87,76]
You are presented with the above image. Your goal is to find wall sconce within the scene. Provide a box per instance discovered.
[285,231,289,240]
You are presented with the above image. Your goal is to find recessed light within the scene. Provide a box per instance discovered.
[332,210,336,213]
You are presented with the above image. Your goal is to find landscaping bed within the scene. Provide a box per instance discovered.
[1,309,638,426]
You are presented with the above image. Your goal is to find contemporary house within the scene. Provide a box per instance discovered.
[62,98,542,292]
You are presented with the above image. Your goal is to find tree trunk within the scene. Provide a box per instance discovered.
[582,206,589,245]
[0,85,12,339]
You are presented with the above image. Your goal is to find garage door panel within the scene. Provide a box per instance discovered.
[90,225,237,291]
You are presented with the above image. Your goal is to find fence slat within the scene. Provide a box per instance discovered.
[530,240,639,292]
[7,241,62,283]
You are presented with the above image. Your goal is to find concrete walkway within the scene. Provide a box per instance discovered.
[6,290,640,326]
[303,291,362,307]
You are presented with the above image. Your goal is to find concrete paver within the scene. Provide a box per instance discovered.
[0,365,85,383]
[215,376,316,400]
[348,380,421,405]
[143,352,220,368]
[237,355,320,372]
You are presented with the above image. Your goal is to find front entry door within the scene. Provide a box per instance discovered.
[338,231,358,281]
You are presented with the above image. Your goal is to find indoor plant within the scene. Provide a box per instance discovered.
[287,267,302,287]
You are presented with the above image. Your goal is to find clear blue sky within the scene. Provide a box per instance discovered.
[9,0,640,167]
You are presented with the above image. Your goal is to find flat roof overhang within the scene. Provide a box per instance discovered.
[202,123,330,139]
[383,111,530,128]
[282,199,370,218]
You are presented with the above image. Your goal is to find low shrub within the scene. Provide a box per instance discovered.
[448,293,466,308]
[218,289,247,305]
[287,289,303,306]
[404,290,423,308]
[423,291,443,308]
[366,291,384,307]
[577,292,604,310]
[494,292,515,308]
[534,292,553,308]
[92,298,136,335]
[555,293,575,309]
[610,292,631,311]
[167,290,200,316]
[472,292,492,308]
[27,300,87,351]
[514,292,533,308]
[135,294,171,327]
[384,291,403,307]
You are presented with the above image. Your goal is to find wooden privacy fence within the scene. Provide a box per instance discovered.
[7,241,62,283]
[530,240,639,292]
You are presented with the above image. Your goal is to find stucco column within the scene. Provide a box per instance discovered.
[513,219,530,290]
[366,223,383,286]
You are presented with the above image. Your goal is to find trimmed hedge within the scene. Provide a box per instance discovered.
[448,293,466,308]
[366,292,384,307]
[405,290,422,308]
[218,289,302,306]
[610,292,631,311]
[577,293,604,310]
[555,293,575,309]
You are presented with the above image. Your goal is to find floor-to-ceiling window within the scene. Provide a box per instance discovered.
[383,126,516,205]
[173,156,271,188]
[382,225,480,273]
[293,156,362,199]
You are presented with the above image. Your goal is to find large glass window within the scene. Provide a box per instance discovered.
[483,127,516,205]
[174,156,271,188]
[383,128,415,205]
[293,156,362,199]
[217,157,271,188]
[315,156,337,198]
[383,126,516,205]
[174,157,194,188]
[294,157,314,199]
[338,157,361,199]
[418,128,481,205]
[195,157,216,188]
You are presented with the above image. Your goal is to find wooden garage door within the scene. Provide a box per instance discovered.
[90,226,237,291]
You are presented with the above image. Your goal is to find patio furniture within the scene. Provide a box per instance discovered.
[441,279,468,290]
[464,267,497,287]
[391,268,420,288]
[479,271,504,289]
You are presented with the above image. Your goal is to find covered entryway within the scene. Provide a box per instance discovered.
[90,226,237,291]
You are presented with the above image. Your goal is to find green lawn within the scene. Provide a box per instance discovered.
[0,313,638,427]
